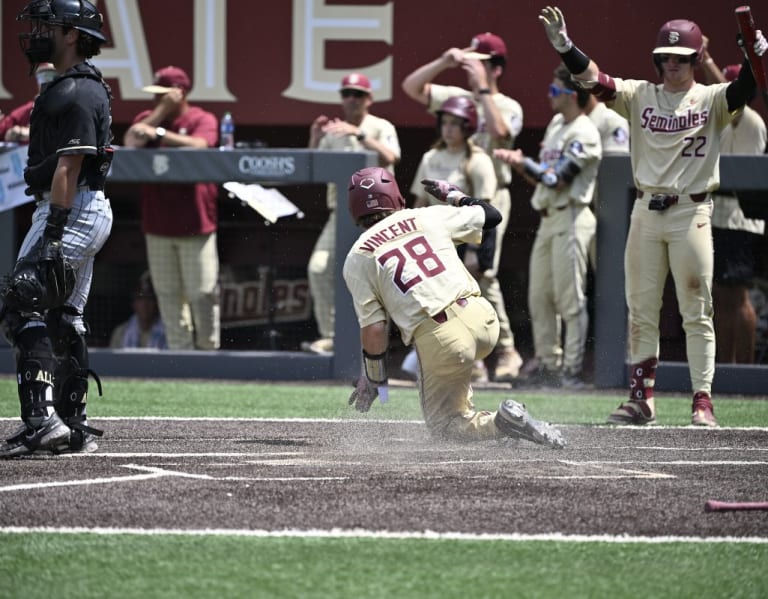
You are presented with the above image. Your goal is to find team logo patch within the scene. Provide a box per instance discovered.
[567,140,586,158]
[152,154,170,175]
[667,31,680,45]
[612,128,629,145]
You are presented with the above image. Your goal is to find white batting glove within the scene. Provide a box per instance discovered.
[539,6,573,53]
[755,30,767,57]
[421,179,466,205]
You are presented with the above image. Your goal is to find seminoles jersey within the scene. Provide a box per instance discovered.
[319,113,401,210]
[711,104,767,234]
[428,84,523,187]
[588,101,629,154]
[409,145,497,204]
[609,79,732,194]
[343,205,485,344]
[530,113,602,212]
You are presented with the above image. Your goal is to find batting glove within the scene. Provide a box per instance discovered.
[756,30,768,57]
[539,6,573,53]
[421,179,466,206]
[349,376,380,412]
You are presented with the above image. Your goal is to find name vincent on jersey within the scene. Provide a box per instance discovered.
[641,106,710,133]
[358,216,420,253]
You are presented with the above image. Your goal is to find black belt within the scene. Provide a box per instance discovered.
[432,297,469,324]
[637,190,707,210]
[33,185,104,202]
[538,206,568,217]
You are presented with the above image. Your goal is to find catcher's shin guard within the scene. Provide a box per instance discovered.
[48,314,104,442]
[14,322,57,427]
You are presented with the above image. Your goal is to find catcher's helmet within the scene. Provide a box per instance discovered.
[18,0,107,42]
[436,96,478,137]
[653,19,703,56]
[348,167,405,224]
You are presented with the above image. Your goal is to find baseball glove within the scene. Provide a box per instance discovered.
[0,237,75,312]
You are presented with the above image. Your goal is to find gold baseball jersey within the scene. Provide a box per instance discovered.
[318,113,401,210]
[530,113,602,212]
[609,79,733,194]
[343,205,485,344]
[428,84,523,186]
[409,145,497,204]
[711,104,767,234]
[588,101,629,155]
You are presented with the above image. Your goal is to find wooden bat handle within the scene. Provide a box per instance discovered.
[736,6,768,88]
[705,499,768,512]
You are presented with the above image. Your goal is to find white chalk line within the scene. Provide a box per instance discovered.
[0,463,346,493]
[0,526,766,545]
[1,416,768,431]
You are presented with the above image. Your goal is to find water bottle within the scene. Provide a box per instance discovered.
[219,111,235,150]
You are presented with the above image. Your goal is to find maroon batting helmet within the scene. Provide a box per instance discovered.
[348,167,405,224]
[653,19,703,56]
[436,96,478,136]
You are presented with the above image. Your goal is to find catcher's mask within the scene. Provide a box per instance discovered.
[348,167,405,225]
[18,0,106,67]
[436,96,478,138]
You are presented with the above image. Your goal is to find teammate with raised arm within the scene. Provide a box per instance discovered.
[343,167,564,448]
[538,6,768,426]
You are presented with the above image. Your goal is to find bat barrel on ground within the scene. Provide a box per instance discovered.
[704,499,768,512]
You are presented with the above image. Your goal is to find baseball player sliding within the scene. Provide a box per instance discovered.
[538,6,768,426]
[343,167,564,448]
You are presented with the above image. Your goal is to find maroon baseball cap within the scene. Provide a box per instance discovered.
[339,73,372,94]
[464,32,507,60]
[142,66,192,94]
[722,64,741,82]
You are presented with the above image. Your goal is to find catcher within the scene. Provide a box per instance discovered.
[342,166,565,448]
[0,0,113,457]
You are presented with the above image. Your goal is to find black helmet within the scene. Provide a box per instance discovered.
[18,0,107,42]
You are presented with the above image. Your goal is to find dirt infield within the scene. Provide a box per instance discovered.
[1,419,766,538]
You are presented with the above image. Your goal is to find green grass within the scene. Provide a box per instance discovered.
[0,533,766,599]
[1,377,766,426]
[1,376,766,599]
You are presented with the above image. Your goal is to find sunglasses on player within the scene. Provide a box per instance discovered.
[341,89,369,99]
[657,54,693,63]
[548,84,575,97]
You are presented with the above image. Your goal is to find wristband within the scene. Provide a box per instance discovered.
[559,45,591,75]
[363,349,387,384]
[478,88,492,95]
[44,204,71,241]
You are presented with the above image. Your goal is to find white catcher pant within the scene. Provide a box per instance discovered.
[18,188,113,335]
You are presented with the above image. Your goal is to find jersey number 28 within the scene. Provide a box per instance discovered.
[377,235,446,293]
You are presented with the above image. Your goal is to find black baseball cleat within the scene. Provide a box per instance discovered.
[494,399,566,449]
[0,413,71,458]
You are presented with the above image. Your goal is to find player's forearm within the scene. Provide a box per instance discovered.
[402,57,448,104]
[360,321,388,355]
[478,96,509,139]
[361,136,399,167]
[50,155,84,209]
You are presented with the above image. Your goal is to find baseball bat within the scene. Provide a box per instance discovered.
[735,6,768,110]
[704,499,768,512]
